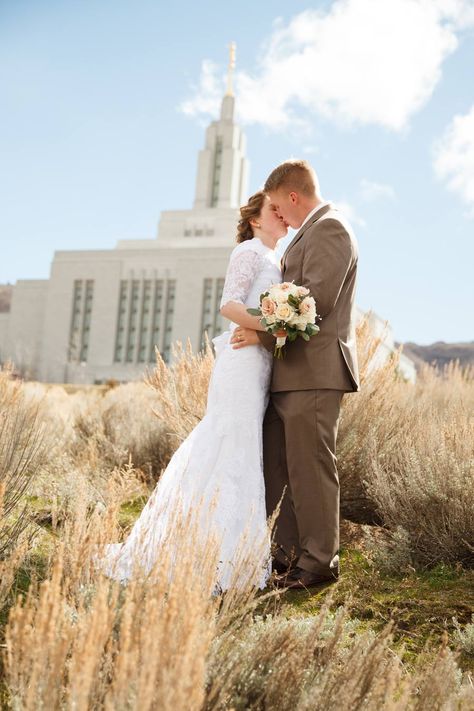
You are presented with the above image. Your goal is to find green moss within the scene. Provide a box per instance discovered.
[118,496,148,528]
[24,493,148,533]
[280,547,474,673]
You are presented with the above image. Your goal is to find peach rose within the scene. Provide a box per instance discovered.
[299,296,316,314]
[299,296,316,323]
[261,296,276,317]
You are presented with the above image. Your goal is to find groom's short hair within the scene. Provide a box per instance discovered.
[264,160,320,198]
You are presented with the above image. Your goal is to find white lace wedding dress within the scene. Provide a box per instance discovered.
[93,237,281,591]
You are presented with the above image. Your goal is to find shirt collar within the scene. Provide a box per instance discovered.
[300,200,331,229]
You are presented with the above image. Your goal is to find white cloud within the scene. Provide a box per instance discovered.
[334,200,367,227]
[181,0,474,132]
[359,179,396,202]
[434,104,474,213]
[301,144,320,155]
[180,60,222,119]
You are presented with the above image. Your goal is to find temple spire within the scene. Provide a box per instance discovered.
[225,41,236,97]
[193,42,248,210]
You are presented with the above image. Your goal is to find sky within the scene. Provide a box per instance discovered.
[1,0,474,345]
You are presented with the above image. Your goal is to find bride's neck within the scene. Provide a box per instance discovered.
[253,232,275,249]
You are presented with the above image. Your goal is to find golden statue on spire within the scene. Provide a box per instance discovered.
[226,41,236,97]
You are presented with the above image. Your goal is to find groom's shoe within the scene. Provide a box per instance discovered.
[274,566,338,590]
[271,558,297,576]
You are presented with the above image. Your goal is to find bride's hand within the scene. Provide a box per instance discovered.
[231,327,260,349]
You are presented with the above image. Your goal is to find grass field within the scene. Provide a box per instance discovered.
[0,322,473,709]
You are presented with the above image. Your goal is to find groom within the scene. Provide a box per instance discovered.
[231,159,359,589]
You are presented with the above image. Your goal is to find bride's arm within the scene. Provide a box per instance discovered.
[220,301,265,331]
[219,249,266,331]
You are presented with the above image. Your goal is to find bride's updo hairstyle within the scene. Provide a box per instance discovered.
[236,190,266,243]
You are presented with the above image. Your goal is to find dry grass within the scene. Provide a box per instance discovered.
[2,491,474,711]
[4,504,219,710]
[338,319,474,569]
[146,338,215,444]
[0,328,473,709]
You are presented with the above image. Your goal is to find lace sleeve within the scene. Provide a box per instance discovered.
[220,249,264,308]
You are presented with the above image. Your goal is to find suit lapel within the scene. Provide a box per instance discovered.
[281,203,333,272]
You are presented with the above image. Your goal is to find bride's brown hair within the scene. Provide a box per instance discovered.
[236,190,266,243]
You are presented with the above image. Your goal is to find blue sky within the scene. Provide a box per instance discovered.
[1,0,473,344]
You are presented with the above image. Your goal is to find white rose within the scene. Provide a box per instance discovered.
[288,313,307,330]
[290,314,308,331]
[269,282,293,302]
[272,288,289,304]
[296,286,310,297]
[275,303,293,322]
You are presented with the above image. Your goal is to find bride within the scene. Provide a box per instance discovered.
[93,191,287,591]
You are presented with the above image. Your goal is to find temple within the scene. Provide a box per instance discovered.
[0,45,416,384]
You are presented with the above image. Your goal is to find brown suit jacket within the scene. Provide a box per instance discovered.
[258,203,360,393]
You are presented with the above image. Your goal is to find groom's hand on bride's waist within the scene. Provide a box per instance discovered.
[231,327,260,349]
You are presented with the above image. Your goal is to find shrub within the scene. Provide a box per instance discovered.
[453,614,474,656]
[70,382,170,484]
[338,321,474,569]
[0,368,48,558]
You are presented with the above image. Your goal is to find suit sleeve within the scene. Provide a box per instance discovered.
[257,331,274,352]
[302,219,354,319]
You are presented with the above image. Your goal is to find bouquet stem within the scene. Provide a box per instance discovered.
[274,334,287,359]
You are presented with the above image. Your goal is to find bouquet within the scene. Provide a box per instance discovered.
[247,282,320,358]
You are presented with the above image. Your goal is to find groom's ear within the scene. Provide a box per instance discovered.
[289,191,298,204]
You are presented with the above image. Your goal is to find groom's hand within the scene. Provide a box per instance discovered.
[231,327,260,349]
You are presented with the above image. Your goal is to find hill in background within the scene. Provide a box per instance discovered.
[0,284,13,313]
[399,341,474,370]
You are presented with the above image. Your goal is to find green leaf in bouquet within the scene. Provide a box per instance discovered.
[287,330,298,342]
[287,294,299,308]
[300,332,311,341]
[247,308,262,316]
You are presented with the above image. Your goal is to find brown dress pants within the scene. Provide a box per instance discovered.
[263,389,344,577]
